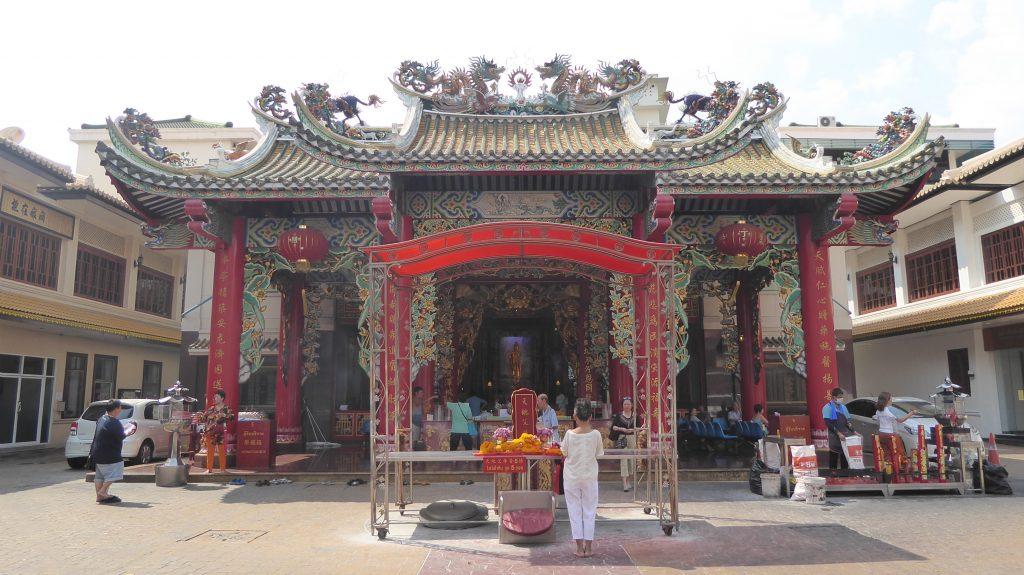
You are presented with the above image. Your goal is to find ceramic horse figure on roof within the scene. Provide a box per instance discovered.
[663,91,714,123]
[333,94,383,129]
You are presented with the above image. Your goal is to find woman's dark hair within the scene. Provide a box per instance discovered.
[215,390,226,400]
[574,399,592,422]
[754,403,764,414]
[830,387,844,399]
[105,399,122,413]
[876,391,892,412]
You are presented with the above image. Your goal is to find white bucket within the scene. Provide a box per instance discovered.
[801,476,827,504]
[761,473,781,497]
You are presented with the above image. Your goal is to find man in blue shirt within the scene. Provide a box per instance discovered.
[467,392,487,418]
[822,388,857,470]
[537,393,561,443]
[90,400,137,504]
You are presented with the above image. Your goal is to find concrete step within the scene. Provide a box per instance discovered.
[995,433,1024,447]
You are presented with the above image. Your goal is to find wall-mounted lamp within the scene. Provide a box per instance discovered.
[887,250,898,265]
[132,255,144,268]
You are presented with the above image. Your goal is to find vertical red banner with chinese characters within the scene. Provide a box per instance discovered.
[797,214,839,449]
[511,388,537,437]
[206,217,246,452]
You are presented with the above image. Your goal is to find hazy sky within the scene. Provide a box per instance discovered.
[3,0,1021,169]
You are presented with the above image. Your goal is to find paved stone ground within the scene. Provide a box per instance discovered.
[1,448,1023,575]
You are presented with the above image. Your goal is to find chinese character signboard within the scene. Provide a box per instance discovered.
[510,388,537,438]
[1,188,74,238]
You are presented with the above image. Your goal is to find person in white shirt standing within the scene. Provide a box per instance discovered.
[874,391,917,472]
[560,399,604,558]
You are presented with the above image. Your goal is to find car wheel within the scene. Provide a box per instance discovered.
[67,457,87,469]
[135,440,154,465]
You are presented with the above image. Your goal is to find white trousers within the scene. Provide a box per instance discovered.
[564,479,599,541]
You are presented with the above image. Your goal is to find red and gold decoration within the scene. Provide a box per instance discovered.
[276,225,328,272]
[714,221,768,266]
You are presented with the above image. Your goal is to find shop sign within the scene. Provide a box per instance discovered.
[482,455,527,474]
[983,323,1024,351]
[1,188,74,238]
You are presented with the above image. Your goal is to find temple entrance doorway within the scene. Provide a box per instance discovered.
[463,313,568,410]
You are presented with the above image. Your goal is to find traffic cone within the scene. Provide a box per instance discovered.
[987,433,1001,465]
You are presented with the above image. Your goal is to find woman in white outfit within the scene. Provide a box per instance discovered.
[560,399,604,558]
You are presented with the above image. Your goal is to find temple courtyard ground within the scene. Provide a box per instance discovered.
[2,449,1024,575]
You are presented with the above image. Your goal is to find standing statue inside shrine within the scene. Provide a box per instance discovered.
[196,389,234,472]
[508,342,523,384]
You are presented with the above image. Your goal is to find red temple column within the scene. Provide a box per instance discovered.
[275,276,305,448]
[797,214,839,449]
[206,217,246,453]
[737,273,766,420]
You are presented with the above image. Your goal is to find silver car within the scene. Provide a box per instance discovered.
[845,397,940,456]
[64,399,172,468]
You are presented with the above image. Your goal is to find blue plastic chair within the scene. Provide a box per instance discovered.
[711,421,737,440]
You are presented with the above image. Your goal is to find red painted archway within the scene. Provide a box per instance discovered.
[361,221,679,448]
[362,221,679,276]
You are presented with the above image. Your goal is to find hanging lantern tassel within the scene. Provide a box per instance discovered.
[714,220,769,267]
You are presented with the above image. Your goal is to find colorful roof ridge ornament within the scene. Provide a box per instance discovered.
[392,56,647,115]
[299,83,385,140]
[746,82,782,119]
[117,108,195,167]
[840,107,917,166]
[256,85,292,120]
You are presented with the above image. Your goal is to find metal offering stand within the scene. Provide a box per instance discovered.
[153,381,197,487]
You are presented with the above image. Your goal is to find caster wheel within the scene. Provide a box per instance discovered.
[377,528,388,540]
[643,507,652,515]
[662,525,674,536]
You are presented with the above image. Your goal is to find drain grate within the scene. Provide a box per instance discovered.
[181,529,268,543]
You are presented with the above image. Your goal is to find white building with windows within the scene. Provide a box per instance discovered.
[847,138,1024,438]
[0,132,182,450]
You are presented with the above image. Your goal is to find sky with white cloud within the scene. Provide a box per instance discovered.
[2,0,1022,168]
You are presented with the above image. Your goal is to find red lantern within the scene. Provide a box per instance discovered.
[714,221,768,265]
[277,225,328,272]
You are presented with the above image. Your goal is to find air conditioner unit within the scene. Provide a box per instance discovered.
[818,116,836,128]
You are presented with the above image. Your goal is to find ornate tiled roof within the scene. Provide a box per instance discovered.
[853,286,1024,341]
[404,109,642,157]
[95,63,946,222]
[0,289,181,345]
[658,116,945,216]
[97,133,389,220]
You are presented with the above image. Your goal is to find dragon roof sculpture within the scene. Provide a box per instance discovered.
[94,57,945,223]
[392,55,648,115]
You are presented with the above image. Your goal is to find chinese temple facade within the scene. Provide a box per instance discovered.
[97,57,944,451]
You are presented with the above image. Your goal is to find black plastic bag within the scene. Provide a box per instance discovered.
[749,458,779,495]
[972,460,1013,495]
